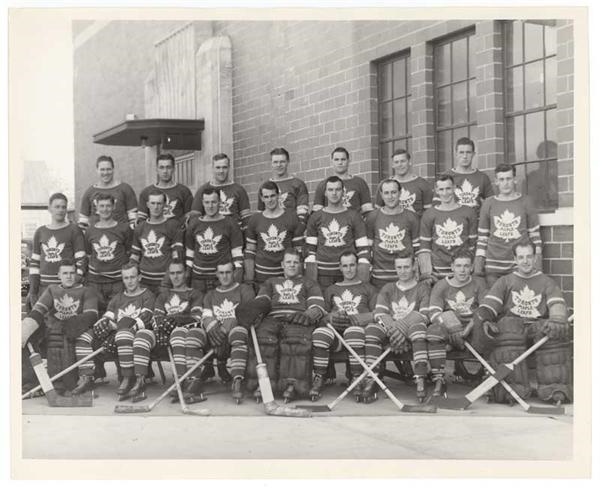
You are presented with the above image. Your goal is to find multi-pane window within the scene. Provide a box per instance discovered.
[434,29,476,173]
[504,20,558,211]
[378,53,411,178]
[174,152,195,188]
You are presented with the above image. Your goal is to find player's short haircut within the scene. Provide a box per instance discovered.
[380,178,402,192]
[512,237,536,256]
[391,148,411,160]
[330,146,350,159]
[122,261,139,274]
[216,260,235,271]
[202,186,220,200]
[495,163,516,176]
[96,155,115,168]
[168,259,186,271]
[58,259,76,271]
[455,137,475,152]
[48,192,68,206]
[325,175,344,189]
[393,251,415,265]
[339,251,358,263]
[95,193,115,205]
[212,153,230,165]
[147,189,166,203]
[451,247,474,264]
[270,147,290,160]
[260,180,280,196]
[157,154,175,166]
[282,247,302,261]
[435,173,455,185]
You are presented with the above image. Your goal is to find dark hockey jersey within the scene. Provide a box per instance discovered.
[257,176,309,222]
[154,288,204,320]
[104,288,155,327]
[324,281,378,315]
[313,175,374,214]
[429,276,488,325]
[85,222,132,283]
[191,182,251,231]
[374,281,431,321]
[33,284,98,321]
[201,283,255,326]
[257,276,326,318]
[432,169,494,213]
[78,182,138,229]
[374,176,433,216]
[245,210,305,282]
[138,183,193,223]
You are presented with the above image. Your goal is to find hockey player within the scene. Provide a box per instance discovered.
[137,154,193,225]
[185,187,244,292]
[190,153,252,233]
[312,147,374,216]
[365,178,421,288]
[475,163,542,287]
[306,176,371,290]
[131,190,184,296]
[21,260,99,394]
[245,181,305,288]
[366,253,431,403]
[257,148,310,224]
[418,174,478,280]
[78,155,138,230]
[427,249,488,397]
[433,138,494,213]
[202,261,256,403]
[374,149,433,216]
[310,252,378,401]
[466,238,571,405]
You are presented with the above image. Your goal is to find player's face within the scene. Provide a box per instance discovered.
[331,151,349,175]
[122,267,141,293]
[168,264,186,288]
[454,144,474,170]
[282,253,301,279]
[391,153,411,177]
[394,257,415,282]
[58,265,77,288]
[271,155,289,177]
[261,188,280,211]
[325,181,344,205]
[435,179,456,204]
[147,195,165,218]
[381,181,400,209]
[202,192,220,217]
[495,170,516,196]
[48,198,68,222]
[339,255,358,281]
[97,160,114,184]
[213,158,230,184]
[96,199,114,220]
[451,257,473,283]
[514,245,535,274]
[157,159,174,184]
[216,264,235,287]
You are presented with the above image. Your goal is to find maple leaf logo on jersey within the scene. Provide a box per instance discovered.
[391,296,415,320]
[447,290,475,315]
[275,280,303,304]
[493,210,522,242]
[378,223,406,252]
[163,196,177,219]
[398,187,416,212]
[454,180,479,207]
[53,294,80,320]
[333,289,362,315]
[117,303,140,321]
[278,192,289,208]
[219,190,234,215]
[93,234,117,262]
[164,294,189,315]
[321,219,348,247]
[435,218,464,249]
[341,190,356,209]
[196,227,222,255]
[214,298,238,321]
[510,285,542,318]
[141,229,165,258]
[260,224,287,252]
[42,236,65,263]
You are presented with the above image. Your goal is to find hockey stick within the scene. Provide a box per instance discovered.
[437,336,549,410]
[167,347,210,416]
[326,324,436,413]
[114,348,214,414]
[25,343,93,407]
[250,323,311,417]
[296,347,392,412]
[22,347,105,399]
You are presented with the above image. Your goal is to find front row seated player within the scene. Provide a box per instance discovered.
[466,238,572,405]
[310,251,378,402]
[21,260,99,395]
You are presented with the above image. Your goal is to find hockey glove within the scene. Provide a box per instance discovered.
[289,312,312,327]
[329,311,351,331]
[118,316,139,332]
[235,297,271,329]
[388,325,406,354]
[542,317,570,341]
[206,320,227,347]
[155,316,178,336]
[92,317,116,342]
[433,311,464,349]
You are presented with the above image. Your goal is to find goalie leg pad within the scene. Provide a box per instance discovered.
[278,323,313,397]
[535,338,573,403]
[426,321,448,380]
[46,319,78,391]
[312,326,335,376]
[245,318,281,393]
[186,328,208,377]
[344,325,365,376]
[133,329,156,376]
[469,320,498,357]
[364,322,386,373]
[75,329,95,376]
[488,317,531,404]
[228,326,249,379]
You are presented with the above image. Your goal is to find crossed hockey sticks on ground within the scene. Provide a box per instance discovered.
[167,347,210,416]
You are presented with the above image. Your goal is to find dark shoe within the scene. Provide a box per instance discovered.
[232,377,244,404]
[71,375,94,396]
[217,361,232,383]
[349,374,363,402]
[432,378,447,398]
[129,375,146,403]
[117,376,135,396]
[360,377,379,404]
[282,384,296,403]
[309,374,325,402]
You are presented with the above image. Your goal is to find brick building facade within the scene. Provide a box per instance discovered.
[73,19,575,306]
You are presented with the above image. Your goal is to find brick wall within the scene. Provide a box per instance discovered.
[542,225,574,308]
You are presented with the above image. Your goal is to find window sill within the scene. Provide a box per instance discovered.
[539,207,573,226]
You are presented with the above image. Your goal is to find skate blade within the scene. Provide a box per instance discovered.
[294,404,332,412]
[401,403,437,413]
[527,405,565,415]
[434,396,471,410]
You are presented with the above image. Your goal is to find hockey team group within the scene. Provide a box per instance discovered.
[20,137,573,414]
